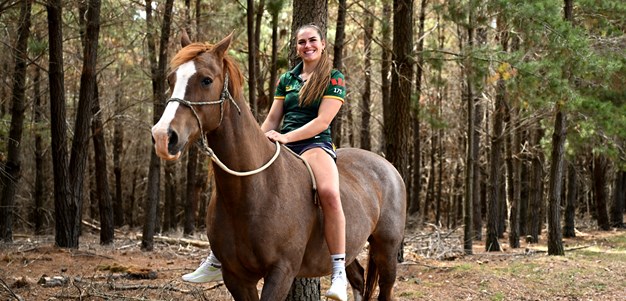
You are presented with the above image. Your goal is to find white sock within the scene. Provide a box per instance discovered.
[331,253,346,280]
[207,252,221,268]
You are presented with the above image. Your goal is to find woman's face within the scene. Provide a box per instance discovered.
[296,27,325,64]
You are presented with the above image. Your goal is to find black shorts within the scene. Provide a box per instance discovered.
[286,141,337,160]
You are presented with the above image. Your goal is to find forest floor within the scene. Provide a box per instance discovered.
[1,218,625,301]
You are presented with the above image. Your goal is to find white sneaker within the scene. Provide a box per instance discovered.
[325,272,348,301]
[181,258,223,283]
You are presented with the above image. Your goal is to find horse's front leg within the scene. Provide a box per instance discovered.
[259,265,297,301]
[222,271,260,301]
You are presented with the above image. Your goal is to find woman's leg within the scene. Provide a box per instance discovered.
[302,147,347,301]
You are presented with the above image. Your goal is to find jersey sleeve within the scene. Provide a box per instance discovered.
[274,73,287,100]
[324,70,346,103]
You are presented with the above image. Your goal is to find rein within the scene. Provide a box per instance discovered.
[167,71,281,177]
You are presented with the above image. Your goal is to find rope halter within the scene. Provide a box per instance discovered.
[166,70,281,177]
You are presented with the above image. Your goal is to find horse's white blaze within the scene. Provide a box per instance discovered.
[151,61,197,133]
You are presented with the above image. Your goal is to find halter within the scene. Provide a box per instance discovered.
[167,70,281,177]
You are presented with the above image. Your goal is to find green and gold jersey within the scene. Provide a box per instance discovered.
[274,62,346,144]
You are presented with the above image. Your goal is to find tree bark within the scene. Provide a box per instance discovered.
[472,103,483,241]
[0,0,32,242]
[609,170,625,228]
[463,6,475,254]
[380,2,392,154]
[142,0,174,251]
[408,0,427,217]
[330,0,346,146]
[78,0,112,245]
[486,75,505,252]
[592,155,611,230]
[385,0,413,187]
[547,107,566,255]
[33,65,46,235]
[247,0,257,118]
[359,14,373,152]
[184,146,199,235]
[47,0,80,248]
[528,127,544,243]
[113,75,124,227]
[563,160,578,237]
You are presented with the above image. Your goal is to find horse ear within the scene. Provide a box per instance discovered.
[181,30,192,47]
[214,32,234,57]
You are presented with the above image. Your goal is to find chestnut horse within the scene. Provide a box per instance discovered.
[151,33,406,301]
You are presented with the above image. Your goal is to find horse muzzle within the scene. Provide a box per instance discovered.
[151,125,185,160]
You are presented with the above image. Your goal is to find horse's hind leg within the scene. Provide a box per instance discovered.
[346,260,365,301]
[370,239,403,301]
[223,273,259,301]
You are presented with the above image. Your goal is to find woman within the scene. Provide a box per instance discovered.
[182,24,348,301]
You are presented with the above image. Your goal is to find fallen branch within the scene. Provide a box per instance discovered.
[136,234,211,248]
[0,278,24,301]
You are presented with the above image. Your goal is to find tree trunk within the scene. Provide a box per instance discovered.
[163,161,177,232]
[380,1,392,154]
[563,160,578,237]
[463,11,475,254]
[78,0,112,245]
[592,155,611,231]
[527,128,544,243]
[287,0,328,297]
[519,152,529,237]
[267,0,281,106]
[547,107,566,255]
[330,0,346,146]
[486,76,505,252]
[142,0,174,251]
[506,112,520,248]
[609,170,625,228]
[386,0,413,189]
[409,0,427,217]
[184,146,199,235]
[113,75,124,227]
[0,0,32,242]
[287,278,320,300]
[359,14,373,152]
[47,0,80,248]
[246,0,257,118]
[472,103,483,241]
[33,65,46,235]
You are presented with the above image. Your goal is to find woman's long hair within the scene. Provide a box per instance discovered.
[297,24,333,107]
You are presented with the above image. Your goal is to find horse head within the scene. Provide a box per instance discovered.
[151,32,243,160]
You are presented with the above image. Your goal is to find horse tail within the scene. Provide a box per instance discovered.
[362,248,379,300]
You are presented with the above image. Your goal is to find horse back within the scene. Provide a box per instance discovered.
[298,148,406,277]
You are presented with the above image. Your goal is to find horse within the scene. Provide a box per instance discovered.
[151,32,407,301]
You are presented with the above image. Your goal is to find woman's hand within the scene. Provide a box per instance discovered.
[265,130,289,144]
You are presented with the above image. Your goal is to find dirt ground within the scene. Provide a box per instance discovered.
[1,221,625,301]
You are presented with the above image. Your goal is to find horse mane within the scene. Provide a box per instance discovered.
[170,42,244,100]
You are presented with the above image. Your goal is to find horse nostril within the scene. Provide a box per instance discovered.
[167,129,179,155]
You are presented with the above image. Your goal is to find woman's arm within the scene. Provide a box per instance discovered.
[261,98,284,133]
[265,97,342,144]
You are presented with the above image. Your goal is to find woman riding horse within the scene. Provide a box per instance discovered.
[151,28,406,301]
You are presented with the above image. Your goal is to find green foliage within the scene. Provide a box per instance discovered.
[485,0,626,162]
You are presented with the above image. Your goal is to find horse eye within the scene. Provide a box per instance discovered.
[201,77,213,87]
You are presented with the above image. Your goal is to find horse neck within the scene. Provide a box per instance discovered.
[206,96,277,177]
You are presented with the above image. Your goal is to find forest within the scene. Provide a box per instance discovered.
[0,0,625,288]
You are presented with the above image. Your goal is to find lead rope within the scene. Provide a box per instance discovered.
[201,140,281,177]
